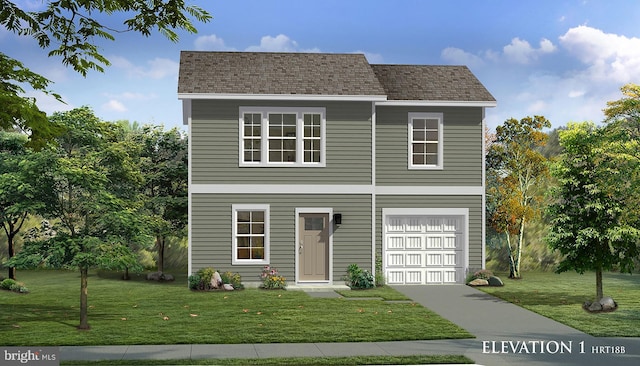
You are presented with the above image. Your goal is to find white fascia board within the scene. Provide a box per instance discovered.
[178,93,388,102]
[191,184,374,195]
[191,184,483,195]
[376,100,497,108]
[376,186,483,195]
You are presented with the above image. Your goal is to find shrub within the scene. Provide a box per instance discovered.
[1,278,17,290]
[188,274,203,290]
[345,264,374,289]
[220,271,244,290]
[196,267,216,287]
[260,265,286,289]
[1,278,29,293]
[375,256,385,287]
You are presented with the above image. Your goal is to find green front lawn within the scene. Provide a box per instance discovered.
[0,270,472,346]
[478,271,640,337]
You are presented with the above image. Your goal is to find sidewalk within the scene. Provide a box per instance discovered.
[59,285,640,365]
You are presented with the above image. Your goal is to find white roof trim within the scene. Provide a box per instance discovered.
[178,93,388,102]
[376,100,497,107]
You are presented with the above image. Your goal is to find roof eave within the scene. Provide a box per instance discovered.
[178,93,388,102]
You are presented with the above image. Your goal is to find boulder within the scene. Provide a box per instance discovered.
[210,271,223,289]
[146,271,162,281]
[488,276,504,286]
[468,278,489,286]
[599,297,617,311]
[588,301,602,312]
[223,284,234,291]
[162,273,175,281]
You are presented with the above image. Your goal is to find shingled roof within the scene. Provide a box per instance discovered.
[371,64,496,102]
[177,51,495,103]
[178,51,386,97]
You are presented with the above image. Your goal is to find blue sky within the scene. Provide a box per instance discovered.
[3,0,640,130]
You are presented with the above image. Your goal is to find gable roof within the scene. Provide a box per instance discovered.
[178,51,386,98]
[371,64,496,102]
[177,51,495,104]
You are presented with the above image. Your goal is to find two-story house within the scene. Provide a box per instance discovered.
[178,51,495,286]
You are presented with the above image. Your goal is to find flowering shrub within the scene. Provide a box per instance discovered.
[260,265,287,289]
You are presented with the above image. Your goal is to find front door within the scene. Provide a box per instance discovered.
[298,213,330,281]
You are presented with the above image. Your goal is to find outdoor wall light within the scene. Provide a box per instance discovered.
[333,213,342,225]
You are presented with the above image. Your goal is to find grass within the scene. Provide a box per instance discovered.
[478,271,640,337]
[61,355,474,365]
[0,270,472,346]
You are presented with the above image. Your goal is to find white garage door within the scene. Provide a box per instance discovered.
[384,215,465,284]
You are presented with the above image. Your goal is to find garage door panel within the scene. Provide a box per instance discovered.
[384,214,466,285]
[386,236,404,249]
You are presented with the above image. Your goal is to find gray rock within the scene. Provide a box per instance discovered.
[146,271,162,281]
[488,276,504,286]
[211,271,223,289]
[599,296,616,311]
[588,301,602,312]
[223,283,234,291]
[468,278,489,286]
[161,273,174,281]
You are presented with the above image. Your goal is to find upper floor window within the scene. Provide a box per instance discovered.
[408,112,443,170]
[239,107,326,167]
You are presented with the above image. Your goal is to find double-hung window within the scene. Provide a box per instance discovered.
[232,204,269,265]
[240,107,326,167]
[408,112,443,169]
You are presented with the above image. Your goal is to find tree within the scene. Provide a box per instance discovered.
[0,131,55,278]
[7,107,146,329]
[0,1,211,146]
[546,122,640,302]
[135,126,188,273]
[486,116,551,278]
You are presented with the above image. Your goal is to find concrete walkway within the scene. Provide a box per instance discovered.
[59,285,640,365]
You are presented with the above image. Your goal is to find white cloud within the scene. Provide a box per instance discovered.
[353,51,383,64]
[441,47,484,67]
[568,90,586,98]
[559,25,640,83]
[194,34,236,51]
[244,34,320,53]
[103,99,127,113]
[503,37,556,64]
[103,92,157,101]
[110,56,178,79]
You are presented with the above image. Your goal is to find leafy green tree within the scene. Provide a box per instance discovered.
[0,1,210,146]
[486,116,551,278]
[546,122,640,301]
[135,126,188,273]
[7,107,147,329]
[0,131,56,279]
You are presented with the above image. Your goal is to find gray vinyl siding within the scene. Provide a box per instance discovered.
[376,106,484,186]
[191,193,372,282]
[191,100,372,184]
[375,195,483,270]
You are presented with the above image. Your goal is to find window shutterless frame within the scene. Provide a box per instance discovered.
[239,107,326,167]
[231,204,270,265]
[408,112,444,170]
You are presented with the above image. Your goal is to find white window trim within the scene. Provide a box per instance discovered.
[239,107,326,167]
[408,112,444,170]
[231,204,270,265]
